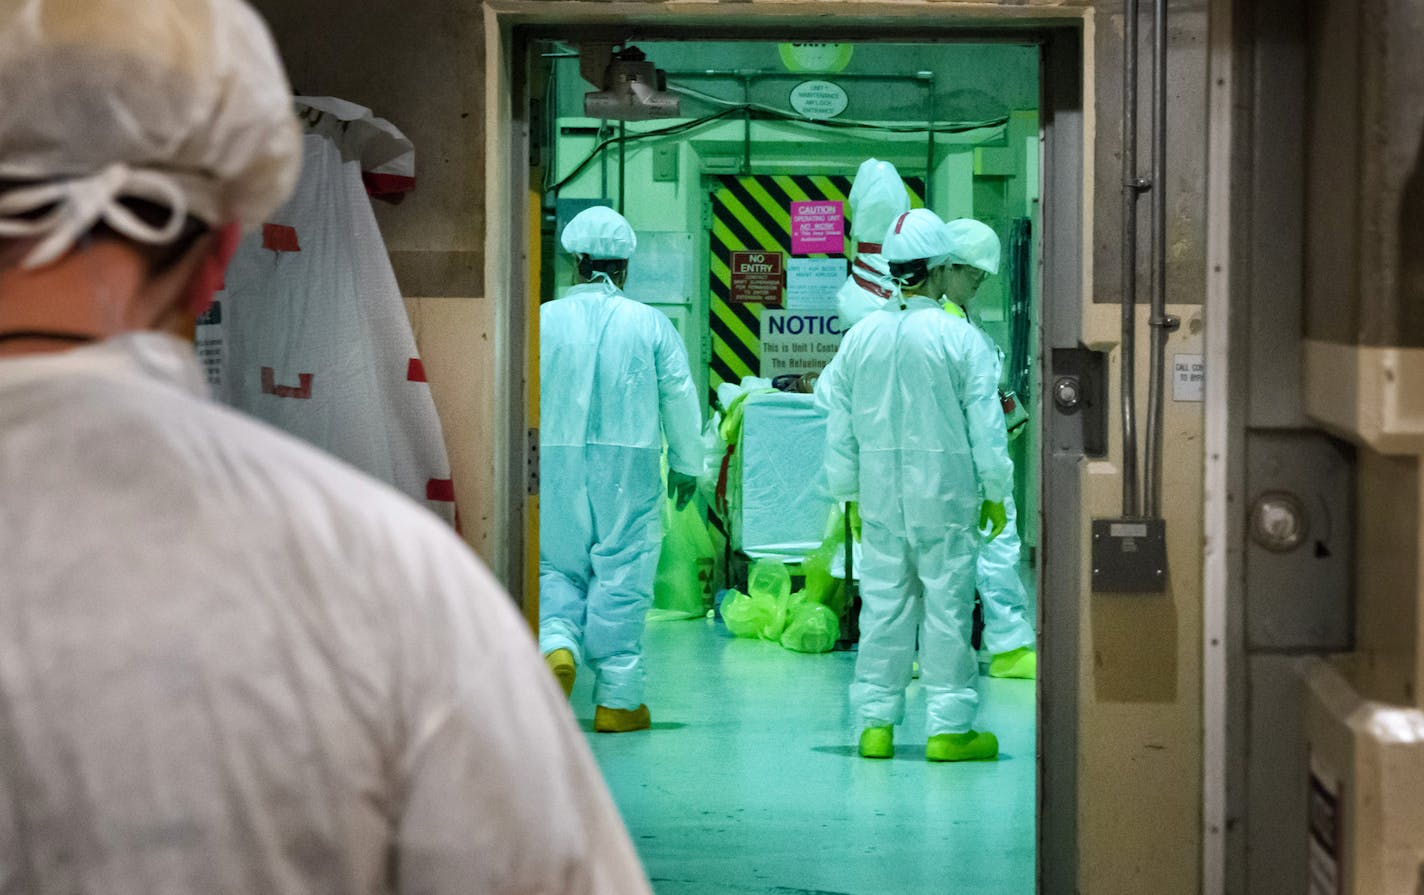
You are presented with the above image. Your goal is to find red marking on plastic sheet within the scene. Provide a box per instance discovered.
[260,367,314,399]
[892,213,910,235]
[406,358,428,382]
[261,224,301,253]
[426,479,456,502]
[362,172,417,200]
[714,443,736,515]
[855,242,882,253]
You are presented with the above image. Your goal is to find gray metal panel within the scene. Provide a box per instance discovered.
[1246,3,1307,429]
[1245,430,1354,651]
[1038,26,1082,895]
[1245,655,1310,895]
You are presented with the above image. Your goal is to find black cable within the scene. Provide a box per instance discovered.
[548,105,1009,195]
[548,107,745,193]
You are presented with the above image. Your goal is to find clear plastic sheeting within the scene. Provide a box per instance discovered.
[738,392,835,560]
[197,100,455,525]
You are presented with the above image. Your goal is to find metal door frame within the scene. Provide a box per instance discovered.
[487,9,1088,892]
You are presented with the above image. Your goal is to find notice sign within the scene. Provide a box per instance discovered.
[730,251,784,306]
[791,200,844,255]
[786,257,847,311]
[1173,353,1204,402]
[758,310,845,378]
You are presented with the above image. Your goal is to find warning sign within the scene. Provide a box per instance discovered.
[791,200,844,255]
[730,251,784,306]
[758,310,845,378]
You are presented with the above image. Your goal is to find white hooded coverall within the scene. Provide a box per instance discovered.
[969,327,1036,656]
[0,333,650,894]
[539,282,703,709]
[816,297,1012,734]
[835,158,907,328]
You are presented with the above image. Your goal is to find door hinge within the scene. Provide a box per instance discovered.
[527,427,539,496]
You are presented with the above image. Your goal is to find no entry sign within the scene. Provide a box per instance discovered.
[730,250,784,306]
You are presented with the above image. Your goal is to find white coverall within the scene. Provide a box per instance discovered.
[839,255,1035,657]
[0,333,651,895]
[816,297,1012,734]
[970,326,1036,656]
[540,282,703,709]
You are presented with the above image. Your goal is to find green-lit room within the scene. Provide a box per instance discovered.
[535,37,1042,895]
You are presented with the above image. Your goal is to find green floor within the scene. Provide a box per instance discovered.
[571,612,1038,895]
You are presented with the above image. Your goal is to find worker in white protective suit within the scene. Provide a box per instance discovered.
[835,158,909,328]
[838,187,1038,681]
[815,208,1011,762]
[540,205,703,733]
[941,217,1037,680]
[0,3,652,892]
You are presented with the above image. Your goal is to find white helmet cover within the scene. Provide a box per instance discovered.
[561,206,637,260]
[880,208,953,269]
[0,0,302,269]
[943,218,1002,275]
[846,158,910,243]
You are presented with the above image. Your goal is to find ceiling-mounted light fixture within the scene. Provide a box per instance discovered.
[581,44,680,122]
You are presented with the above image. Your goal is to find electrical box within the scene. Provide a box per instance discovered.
[1091,517,1168,593]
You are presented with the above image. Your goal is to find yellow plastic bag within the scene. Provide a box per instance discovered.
[653,500,715,618]
[779,600,839,653]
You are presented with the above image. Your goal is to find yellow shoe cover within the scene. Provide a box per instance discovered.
[926,730,999,762]
[858,725,894,759]
[988,646,1037,679]
[545,649,576,698]
[594,704,651,733]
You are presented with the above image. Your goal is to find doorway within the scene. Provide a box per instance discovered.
[496,22,1086,895]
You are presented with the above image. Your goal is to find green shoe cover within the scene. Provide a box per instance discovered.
[858,725,894,759]
[926,730,999,762]
[988,646,1037,679]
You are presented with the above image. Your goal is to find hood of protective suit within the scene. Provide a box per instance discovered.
[943,218,1001,275]
[0,0,302,269]
[881,208,953,269]
[561,206,637,260]
[847,158,909,244]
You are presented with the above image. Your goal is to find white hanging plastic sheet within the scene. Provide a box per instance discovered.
[196,98,456,526]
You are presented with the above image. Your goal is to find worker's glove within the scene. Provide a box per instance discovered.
[668,470,698,511]
[979,500,1007,541]
[846,502,862,541]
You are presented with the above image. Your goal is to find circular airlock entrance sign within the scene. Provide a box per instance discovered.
[789,80,849,121]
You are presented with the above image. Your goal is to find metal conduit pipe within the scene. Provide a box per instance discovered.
[924,72,936,204]
[1121,0,1143,518]
[1143,0,1179,518]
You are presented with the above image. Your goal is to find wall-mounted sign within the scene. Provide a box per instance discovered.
[778,42,854,73]
[730,250,784,306]
[758,310,845,377]
[786,257,847,311]
[789,80,849,120]
[1173,353,1204,402]
[790,200,844,255]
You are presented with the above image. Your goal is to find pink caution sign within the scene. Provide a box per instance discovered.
[790,200,844,255]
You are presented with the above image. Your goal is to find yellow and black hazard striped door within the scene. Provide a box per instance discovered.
[707,174,925,394]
